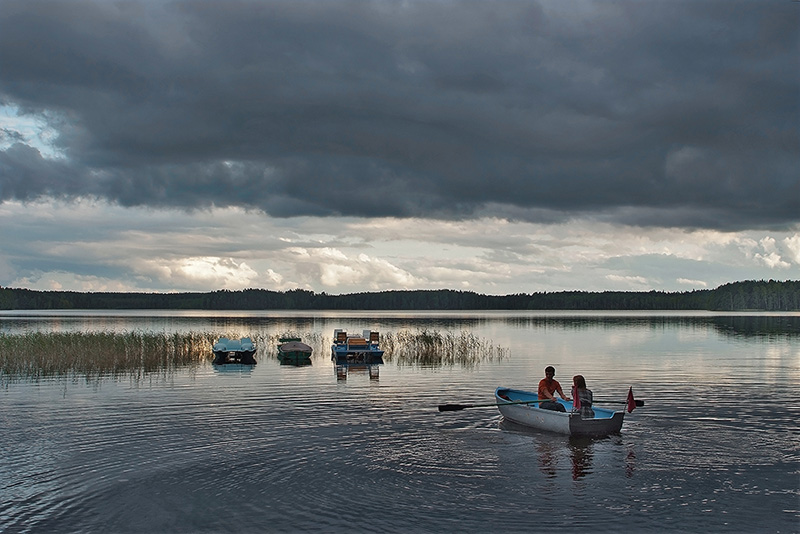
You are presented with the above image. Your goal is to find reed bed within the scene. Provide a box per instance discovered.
[0,329,507,383]
[0,331,215,384]
[263,330,507,367]
[269,331,326,347]
[380,329,508,367]
[247,330,507,367]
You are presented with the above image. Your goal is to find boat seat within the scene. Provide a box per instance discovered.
[347,337,368,347]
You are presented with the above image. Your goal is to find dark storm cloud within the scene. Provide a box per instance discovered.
[0,0,797,228]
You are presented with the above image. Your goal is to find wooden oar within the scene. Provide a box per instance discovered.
[601,398,645,407]
[592,399,644,408]
[438,398,644,412]
[438,399,549,411]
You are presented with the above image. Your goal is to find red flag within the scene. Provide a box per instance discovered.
[626,387,636,413]
[572,385,581,410]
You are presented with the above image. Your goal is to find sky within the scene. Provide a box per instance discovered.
[0,0,798,296]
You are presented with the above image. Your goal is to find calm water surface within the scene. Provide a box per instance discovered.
[1,311,798,533]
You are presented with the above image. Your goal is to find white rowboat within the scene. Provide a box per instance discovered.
[494,386,626,437]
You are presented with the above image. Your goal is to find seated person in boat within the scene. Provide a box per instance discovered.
[572,374,595,419]
[538,365,571,412]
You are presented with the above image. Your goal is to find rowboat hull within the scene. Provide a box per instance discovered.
[495,387,625,437]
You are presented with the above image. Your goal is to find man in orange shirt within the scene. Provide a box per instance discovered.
[538,365,571,412]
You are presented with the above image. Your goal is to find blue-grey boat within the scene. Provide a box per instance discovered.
[331,329,384,364]
[212,337,257,365]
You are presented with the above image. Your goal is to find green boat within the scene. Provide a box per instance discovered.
[277,337,313,365]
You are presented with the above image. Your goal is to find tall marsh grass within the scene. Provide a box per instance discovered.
[270,331,326,347]
[0,329,508,383]
[0,331,215,384]
[381,329,508,367]
[265,329,507,367]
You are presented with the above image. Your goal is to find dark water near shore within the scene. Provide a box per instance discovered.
[1,311,798,533]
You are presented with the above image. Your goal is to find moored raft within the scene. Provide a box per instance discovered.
[331,329,384,365]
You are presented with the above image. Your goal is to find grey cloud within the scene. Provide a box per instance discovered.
[0,0,797,229]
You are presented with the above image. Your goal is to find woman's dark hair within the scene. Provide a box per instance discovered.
[545,366,555,374]
[573,374,587,389]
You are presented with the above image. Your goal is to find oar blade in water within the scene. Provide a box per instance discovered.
[438,404,472,412]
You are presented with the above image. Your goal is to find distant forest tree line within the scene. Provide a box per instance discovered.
[0,280,798,311]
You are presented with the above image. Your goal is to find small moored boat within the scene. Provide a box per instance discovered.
[494,387,626,437]
[331,329,384,364]
[277,337,313,365]
[212,337,257,365]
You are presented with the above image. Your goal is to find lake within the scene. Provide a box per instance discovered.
[1,310,798,533]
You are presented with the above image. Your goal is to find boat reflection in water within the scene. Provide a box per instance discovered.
[211,363,255,375]
[334,363,379,381]
[280,358,312,367]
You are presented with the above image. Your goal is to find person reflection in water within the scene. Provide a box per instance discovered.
[537,437,595,481]
[537,440,558,479]
[537,366,570,411]
[569,437,594,480]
